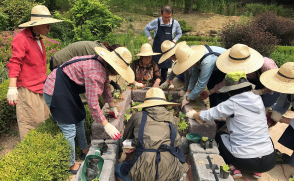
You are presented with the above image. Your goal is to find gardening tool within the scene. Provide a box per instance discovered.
[206,155,219,181]
[81,147,105,181]
[186,133,202,143]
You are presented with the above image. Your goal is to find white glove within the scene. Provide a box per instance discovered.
[7,87,18,105]
[252,89,263,95]
[104,123,121,140]
[149,39,154,45]
[186,110,197,119]
[109,106,119,119]
[168,84,174,89]
[135,82,145,88]
[160,81,169,89]
[271,110,283,122]
[178,89,186,96]
[183,92,190,100]
[181,96,190,109]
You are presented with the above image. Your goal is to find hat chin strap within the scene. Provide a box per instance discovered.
[145,97,167,101]
[31,14,52,18]
[162,44,176,54]
[114,50,129,66]
[229,54,250,61]
[278,71,294,79]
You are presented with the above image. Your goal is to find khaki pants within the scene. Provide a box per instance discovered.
[16,87,50,140]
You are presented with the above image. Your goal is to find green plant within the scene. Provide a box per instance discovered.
[177,111,189,133]
[289,178,294,181]
[132,102,141,107]
[176,97,184,103]
[168,94,173,101]
[0,12,9,31]
[124,113,131,121]
[171,109,175,115]
[131,85,135,89]
[137,107,142,111]
[126,109,131,114]
[0,129,71,180]
[121,83,128,92]
[113,90,120,99]
[0,145,3,151]
[194,106,199,109]
[202,136,208,141]
[222,164,230,172]
[178,20,192,33]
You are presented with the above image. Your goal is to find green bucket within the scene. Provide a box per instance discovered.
[81,148,104,181]
[186,133,202,143]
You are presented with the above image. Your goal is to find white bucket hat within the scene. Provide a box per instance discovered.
[19,5,63,28]
[132,87,180,109]
[136,43,161,56]
[95,47,135,83]
[216,44,264,74]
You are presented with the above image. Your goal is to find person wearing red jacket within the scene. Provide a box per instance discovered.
[6,5,63,140]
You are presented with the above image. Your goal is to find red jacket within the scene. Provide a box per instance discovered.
[7,28,47,94]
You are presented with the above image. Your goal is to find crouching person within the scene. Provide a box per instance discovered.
[186,72,276,179]
[115,87,189,181]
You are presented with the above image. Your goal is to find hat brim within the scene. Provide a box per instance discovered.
[19,18,64,27]
[216,47,264,74]
[95,47,135,83]
[283,110,294,119]
[135,52,161,56]
[132,100,180,109]
[172,45,206,75]
[158,41,186,64]
[218,82,256,93]
[260,68,294,94]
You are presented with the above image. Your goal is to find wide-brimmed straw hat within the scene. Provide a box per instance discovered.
[216,44,264,74]
[260,62,294,94]
[218,71,255,93]
[136,43,161,56]
[172,45,206,75]
[158,41,187,64]
[19,5,63,28]
[132,87,180,109]
[95,47,135,83]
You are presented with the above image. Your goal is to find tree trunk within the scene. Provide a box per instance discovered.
[188,0,194,14]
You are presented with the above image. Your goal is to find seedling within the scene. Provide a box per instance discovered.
[194,106,199,109]
[92,178,100,181]
[138,107,142,111]
[170,109,175,115]
[124,114,131,122]
[166,106,172,110]
[202,137,208,141]
[132,102,141,107]
[146,78,150,86]
[131,85,135,89]
[121,83,128,92]
[162,86,166,89]
[176,97,184,103]
[126,109,131,114]
[220,164,230,179]
[168,94,173,101]
[222,164,230,172]
[113,90,120,99]
[177,111,189,133]
[290,178,294,181]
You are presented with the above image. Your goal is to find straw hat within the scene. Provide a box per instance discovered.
[132,87,180,109]
[172,45,206,75]
[216,44,264,74]
[19,5,63,27]
[136,43,161,56]
[260,62,294,94]
[283,109,294,119]
[218,71,255,93]
[95,47,135,83]
[158,41,187,64]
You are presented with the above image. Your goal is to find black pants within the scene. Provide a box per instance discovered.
[160,68,169,84]
[215,131,276,173]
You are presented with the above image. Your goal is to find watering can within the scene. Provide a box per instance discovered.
[81,147,104,181]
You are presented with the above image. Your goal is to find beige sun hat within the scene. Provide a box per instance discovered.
[158,40,187,64]
[95,47,135,83]
[216,44,264,74]
[260,62,294,94]
[132,87,180,109]
[283,109,294,119]
[172,44,206,75]
[19,5,63,28]
[136,43,161,56]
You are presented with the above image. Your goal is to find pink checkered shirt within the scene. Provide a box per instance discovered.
[43,55,113,123]
[214,57,278,94]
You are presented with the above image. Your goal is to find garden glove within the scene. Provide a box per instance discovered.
[109,106,119,119]
[134,82,145,88]
[104,122,121,140]
[183,92,189,100]
[7,87,18,106]
[186,109,197,119]
[149,39,154,45]
[168,84,174,89]
[160,81,169,89]
[251,89,263,95]
[270,110,283,122]
[178,89,186,96]
[181,96,190,109]
[200,89,210,100]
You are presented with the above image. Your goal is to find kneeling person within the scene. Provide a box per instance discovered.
[116,87,189,181]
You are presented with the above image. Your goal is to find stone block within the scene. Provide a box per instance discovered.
[89,144,118,163]
[73,161,84,181]
[99,159,115,181]
[92,89,131,139]
[182,102,216,139]
[180,137,189,154]
[189,154,234,181]
[188,141,219,156]
[153,12,159,17]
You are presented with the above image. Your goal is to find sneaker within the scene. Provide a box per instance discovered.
[253,173,261,179]
[230,166,242,178]
[79,152,87,160]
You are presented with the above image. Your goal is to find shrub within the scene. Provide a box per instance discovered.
[270,47,294,67]
[0,130,71,181]
[69,0,122,41]
[179,36,222,42]
[254,12,294,46]
[243,3,292,17]
[185,41,223,47]
[178,20,193,33]
[2,0,38,29]
[0,12,9,31]
[0,79,17,135]
[222,18,279,57]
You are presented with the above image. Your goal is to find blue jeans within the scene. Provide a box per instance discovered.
[43,93,88,166]
[115,163,132,181]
